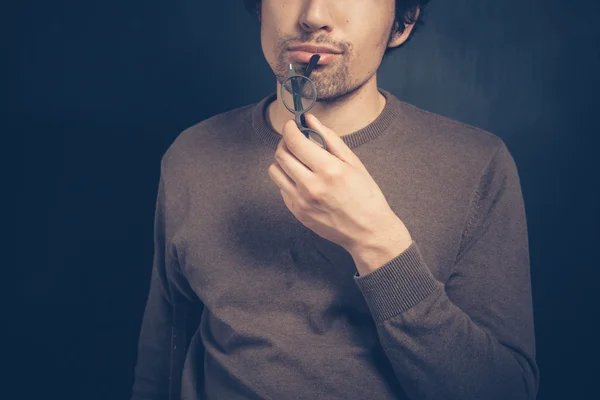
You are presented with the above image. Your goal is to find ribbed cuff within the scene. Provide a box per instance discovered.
[353,241,441,323]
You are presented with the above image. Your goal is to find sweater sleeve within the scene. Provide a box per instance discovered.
[131,170,201,400]
[353,143,540,400]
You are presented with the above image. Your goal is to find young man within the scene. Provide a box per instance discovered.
[131,1,540,399]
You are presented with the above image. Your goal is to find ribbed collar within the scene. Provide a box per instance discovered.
[251,88,403,150]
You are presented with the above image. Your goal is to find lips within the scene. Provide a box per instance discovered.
[288,50,341,65]
[288,45,342,54]
[288,43,343,65]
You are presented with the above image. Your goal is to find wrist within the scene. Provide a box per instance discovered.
[349,220,413,276]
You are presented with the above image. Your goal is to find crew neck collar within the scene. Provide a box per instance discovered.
[251,88,403,150]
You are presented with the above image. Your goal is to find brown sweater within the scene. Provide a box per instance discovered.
[131,89,539,400]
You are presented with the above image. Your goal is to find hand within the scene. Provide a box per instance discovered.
[268,113,411,254]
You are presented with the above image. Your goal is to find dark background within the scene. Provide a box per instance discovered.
[10,0,599,399]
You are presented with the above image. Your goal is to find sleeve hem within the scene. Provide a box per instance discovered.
[353,241,441,323]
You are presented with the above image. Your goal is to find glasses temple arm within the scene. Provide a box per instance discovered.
[303,54,321,79]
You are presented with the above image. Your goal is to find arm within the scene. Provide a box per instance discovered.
[352,143,539,399]
[131,171,200,400]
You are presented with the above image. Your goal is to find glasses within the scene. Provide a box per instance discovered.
[280,54,327,151]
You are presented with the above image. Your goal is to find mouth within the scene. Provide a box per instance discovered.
[288,50,340,65]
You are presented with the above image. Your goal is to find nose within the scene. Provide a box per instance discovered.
[298,1,333,33]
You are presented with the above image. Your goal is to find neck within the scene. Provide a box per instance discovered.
[266,74,386,137]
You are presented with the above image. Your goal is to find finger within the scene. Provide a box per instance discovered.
[282,119,332,173]
[269,161,297,196]
[304,114,365,170]
[276,133,314,184]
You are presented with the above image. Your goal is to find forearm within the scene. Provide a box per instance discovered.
[377,285,535,400]
[353,243,538,400]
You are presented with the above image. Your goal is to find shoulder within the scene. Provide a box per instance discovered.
[394,99,512,176]
[401,99,504,154]
[160,102,256,172]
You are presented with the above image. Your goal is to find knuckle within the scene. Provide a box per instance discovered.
[274,150,283,163]
[322,165,341,180]
[304,186,323,201]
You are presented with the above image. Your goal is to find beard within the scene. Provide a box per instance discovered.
[273,51,368,106]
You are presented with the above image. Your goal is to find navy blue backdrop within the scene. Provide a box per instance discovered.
[10,0,599,399]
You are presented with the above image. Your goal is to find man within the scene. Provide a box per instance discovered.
[131,1,540,399]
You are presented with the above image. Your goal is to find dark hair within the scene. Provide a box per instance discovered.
[242,0,430,57]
